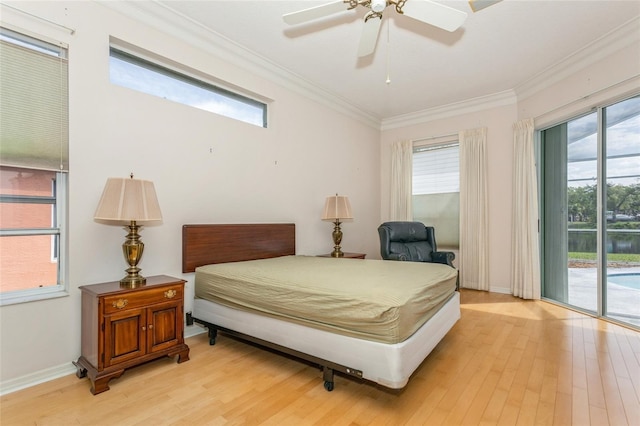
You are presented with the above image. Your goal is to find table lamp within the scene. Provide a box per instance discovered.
[321,194,353,257]
[94,174,162,287]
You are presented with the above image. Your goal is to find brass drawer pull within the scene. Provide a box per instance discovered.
[164,289,177,299]
[112,299,128,309]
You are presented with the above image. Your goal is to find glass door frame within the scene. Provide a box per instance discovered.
[596,106,605,318]
[538,93,640,329]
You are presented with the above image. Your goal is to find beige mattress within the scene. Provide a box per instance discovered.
[195,255,457,344]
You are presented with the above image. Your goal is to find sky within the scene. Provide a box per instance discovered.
[109,54,265,127]
[568,96,640,188]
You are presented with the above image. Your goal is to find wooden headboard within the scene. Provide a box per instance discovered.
[182,223,296,273]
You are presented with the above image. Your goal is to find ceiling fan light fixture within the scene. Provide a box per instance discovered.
[371,0,387,13]
[284,0,468,57]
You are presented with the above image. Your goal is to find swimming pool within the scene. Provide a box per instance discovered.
[607,273,640,290]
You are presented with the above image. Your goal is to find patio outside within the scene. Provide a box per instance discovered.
[569,263,640,328]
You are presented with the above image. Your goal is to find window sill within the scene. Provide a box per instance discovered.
[0,286,69,306]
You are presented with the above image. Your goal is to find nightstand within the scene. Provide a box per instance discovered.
[73,275,190,394]
[318,252,366,259]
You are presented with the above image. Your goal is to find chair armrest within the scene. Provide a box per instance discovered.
[432,251,455,267]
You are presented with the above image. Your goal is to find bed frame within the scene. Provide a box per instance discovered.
[183,223,354,390]
[182,223,460,392]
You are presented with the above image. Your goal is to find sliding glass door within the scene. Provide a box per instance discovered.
[541,96,640,328]
[604,98,640,325]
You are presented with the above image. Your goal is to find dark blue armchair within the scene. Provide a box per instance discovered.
[378,221,455,267]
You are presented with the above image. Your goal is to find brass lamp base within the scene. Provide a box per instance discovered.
[330,219,344,258]
[120,274,146,288]
[120,220,146,288]
[330,249,344,258]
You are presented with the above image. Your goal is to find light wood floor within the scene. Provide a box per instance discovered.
[2,290,639,425]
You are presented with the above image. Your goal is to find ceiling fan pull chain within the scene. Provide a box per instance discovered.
[386,20,391,84]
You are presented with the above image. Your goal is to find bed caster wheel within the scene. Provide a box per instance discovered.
[324,381,334,392]
[209,337,216,345]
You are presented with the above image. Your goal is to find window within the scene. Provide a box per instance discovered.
[109,45,268,128]
[412,141,460,248]
[0,27,68,305]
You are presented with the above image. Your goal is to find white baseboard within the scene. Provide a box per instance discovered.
[0,363,76,396]
[0,324,207,396]
[185,323,207,338]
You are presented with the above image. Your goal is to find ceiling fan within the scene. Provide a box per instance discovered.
[283,0,469,58]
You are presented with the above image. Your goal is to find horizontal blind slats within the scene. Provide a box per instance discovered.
[412,144,459,194]
[0,35,69,172]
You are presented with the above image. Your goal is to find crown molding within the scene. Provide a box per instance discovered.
[382,16,640,131]
[515,16,640,102]
[381,90,517,131]
[96,0,381,129]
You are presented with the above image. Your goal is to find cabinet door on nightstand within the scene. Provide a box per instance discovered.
[147,300,181,353]
[104,307,146,367]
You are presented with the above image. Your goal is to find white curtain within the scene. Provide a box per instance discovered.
[511,118,541,299]
[459,128,490,291]
[390,140,413,221]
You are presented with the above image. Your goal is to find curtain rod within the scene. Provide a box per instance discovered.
[534,74,639,122]
[411,132,458,144]
[1,3,76,35]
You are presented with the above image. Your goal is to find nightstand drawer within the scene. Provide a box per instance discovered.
[103,284,183,314]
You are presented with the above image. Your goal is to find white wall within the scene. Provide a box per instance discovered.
[518,43,640,128]
[0,1,380,388]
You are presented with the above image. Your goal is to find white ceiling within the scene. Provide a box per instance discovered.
[118,1,640,122]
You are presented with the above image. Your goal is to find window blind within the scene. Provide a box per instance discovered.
[412,143,459,195]
[0,28,69,172]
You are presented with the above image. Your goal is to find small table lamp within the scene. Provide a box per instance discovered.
[322,194,353,257]
[94,174,162,287]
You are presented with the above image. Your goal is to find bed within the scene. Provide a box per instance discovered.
[183,223,460,391]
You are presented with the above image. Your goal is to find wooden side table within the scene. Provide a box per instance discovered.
[318,252,366,259]
[73,275,190,394]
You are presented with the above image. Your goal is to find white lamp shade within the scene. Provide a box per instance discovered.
[322,195,353,221]
[94,177,162,222]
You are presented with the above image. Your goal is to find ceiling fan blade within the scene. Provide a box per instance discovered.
[401,0,467,32]
[468,0,503,13]
[283,1,349,25]
[357,15,382,57]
